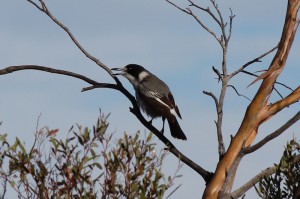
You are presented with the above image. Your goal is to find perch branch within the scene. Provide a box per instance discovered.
[0,64,212,182]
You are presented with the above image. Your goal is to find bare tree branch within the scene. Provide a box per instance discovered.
[186,7,223,47]
[0,65,99,85]
[227,8,235,42]
[166,0,225,47]
[242,70,293,92]
[249,17,300,87]
[227,85,251,101]
[204,1,300,197]
[212,66,223,82]
[243,111,300,154]
[166,0,236,158]
[229,45,278,78]
[165,0,190,14]
[203,91,219,107]
[241,69,291,99]
[230,154,300,199]
[26,0,115,79]
[188,0,222,29]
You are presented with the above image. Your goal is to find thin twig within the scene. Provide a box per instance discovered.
[203,90,225,156]
[227,8,235,42]
[188,0,222,27]
[187,8,223,46]
[203,91,219,111]
[212,66,223,82]
[165,0,190,14]
[227,85,250,101]
[242,70,293,92]
[229,45,278,78]
[0,65,99,85]
[26,0,117,81]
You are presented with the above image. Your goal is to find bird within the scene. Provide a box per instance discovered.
[111,64,187,140]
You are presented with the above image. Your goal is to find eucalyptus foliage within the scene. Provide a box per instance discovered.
[0,114,180,199]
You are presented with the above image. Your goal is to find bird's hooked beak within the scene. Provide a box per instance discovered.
[111,67,126,76]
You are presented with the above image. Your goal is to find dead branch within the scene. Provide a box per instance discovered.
[203,91,219,110]
[212,66,223,82]
[229,45,278,79]
[227,85,250,101]
[26,0,114,78]
[166,0,235,158]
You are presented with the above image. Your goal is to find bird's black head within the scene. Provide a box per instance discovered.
[111,64,149,87]
[123,64,146,78]
[111,64,146,77]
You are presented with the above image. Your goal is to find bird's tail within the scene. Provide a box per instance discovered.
[167,117,187,140]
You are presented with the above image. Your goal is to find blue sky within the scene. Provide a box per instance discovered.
[1,0,299,198]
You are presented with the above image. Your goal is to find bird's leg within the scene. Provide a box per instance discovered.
[161,117,166,134]
[148,117,154,124]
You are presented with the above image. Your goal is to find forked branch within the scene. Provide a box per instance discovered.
[203,1,300,198]
[26,0,114,78]
[166,0,236,158]
[243,110,300,154]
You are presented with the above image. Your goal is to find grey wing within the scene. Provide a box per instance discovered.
[140,88,182,118]
[143,90,163,99]
[140,74,171,95]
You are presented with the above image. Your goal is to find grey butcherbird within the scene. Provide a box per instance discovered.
[111,64,187,140]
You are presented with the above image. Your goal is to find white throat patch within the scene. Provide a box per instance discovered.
[138,71,149,82]
[124,73,139,88]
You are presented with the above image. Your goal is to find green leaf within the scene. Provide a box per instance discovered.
[10,180,15,188]
[0,133,7,142]
[16,138,26,153]
[94,162,102,170]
